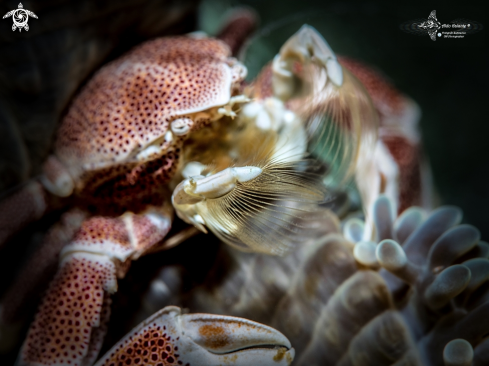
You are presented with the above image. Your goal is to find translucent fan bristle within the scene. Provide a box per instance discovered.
[294,63,378,187]
[189,138,329,255]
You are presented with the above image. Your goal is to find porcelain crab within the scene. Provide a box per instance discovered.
[0,10,423,365]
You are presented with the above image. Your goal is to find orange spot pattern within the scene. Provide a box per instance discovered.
[21,255,116,366]
[338,56,405,121]
[73,217,131,251]
[100,323,187,366]
[56,37,232,171]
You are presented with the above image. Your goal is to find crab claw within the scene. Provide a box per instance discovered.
[95,306,295,366]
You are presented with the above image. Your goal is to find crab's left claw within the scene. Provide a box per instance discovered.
[95,306,294,366]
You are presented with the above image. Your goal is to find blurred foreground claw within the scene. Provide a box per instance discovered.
[96,306,294,366]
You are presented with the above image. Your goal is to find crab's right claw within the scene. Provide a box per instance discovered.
[95,306,295,366]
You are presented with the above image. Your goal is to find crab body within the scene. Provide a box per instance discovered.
[0,18,428,366]
[9,33,258,366]
[45,36,247,208]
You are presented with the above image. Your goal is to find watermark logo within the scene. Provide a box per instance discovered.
[417,11,442,41]
[400,10,483,41]
[3,3,38,32]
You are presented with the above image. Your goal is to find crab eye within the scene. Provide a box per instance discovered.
[171,118,193,136]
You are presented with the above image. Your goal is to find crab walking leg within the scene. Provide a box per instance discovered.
[0,153,81,249]
[0,181,48,247]
[0,154,74,247]
[216,8,257,56]
[95,306,295,366]
[17,206,173,366]
[0,209,87,352]
[17,252,116,366]
[339,57,426,214]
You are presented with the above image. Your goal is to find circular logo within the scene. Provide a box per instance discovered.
[3,3,38,32]
[438,33,442,37]
[12,8,29,28]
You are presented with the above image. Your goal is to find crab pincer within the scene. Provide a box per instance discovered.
[95,306,294,366]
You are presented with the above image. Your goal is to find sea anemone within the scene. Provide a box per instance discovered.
[138,195,489,365]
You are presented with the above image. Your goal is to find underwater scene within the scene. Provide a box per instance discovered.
[0,0,487,365]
